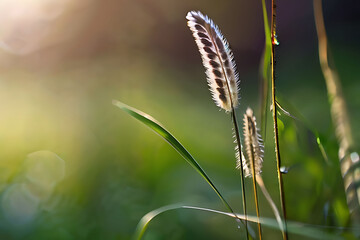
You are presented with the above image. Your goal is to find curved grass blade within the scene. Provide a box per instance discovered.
[134,204,349,240]
[113,100,240,222]
[134,204,180,240]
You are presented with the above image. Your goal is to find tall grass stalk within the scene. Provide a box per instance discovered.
[270,0,289,238]
[242,108,263,239]
[313,0,360,224]
[186,11,250,239]
[249,138,262,240]
[232,111,250,239]
[242,107,285,239]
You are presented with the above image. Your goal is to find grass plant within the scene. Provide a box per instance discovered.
[114,1,359,239]
[313,0,360,224]
[186,11,250,239]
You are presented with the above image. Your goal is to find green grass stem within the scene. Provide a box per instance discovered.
[270,0,289,239]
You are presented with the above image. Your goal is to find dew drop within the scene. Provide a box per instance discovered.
[350,152,359,163]
[280,166,288,174]
[272,35,279,46]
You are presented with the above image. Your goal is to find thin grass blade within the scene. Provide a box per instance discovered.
[113,100,239,222]
[276,95,330,165]
[134,204,349,240]
[259,0,272,139]
[256,175,284,235]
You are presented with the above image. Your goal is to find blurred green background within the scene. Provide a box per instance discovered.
[0,0,359,239]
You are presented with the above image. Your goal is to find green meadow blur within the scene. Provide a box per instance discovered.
[0,0,359,239]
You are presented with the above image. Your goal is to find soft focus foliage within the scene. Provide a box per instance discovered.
[0,0,359,239]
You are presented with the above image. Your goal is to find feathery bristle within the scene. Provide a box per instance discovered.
[243,108,264,177]
[236,145,250,176]
[186,11,239,112]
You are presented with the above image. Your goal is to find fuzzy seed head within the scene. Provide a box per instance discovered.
[186,11,240,112]
[241,107,264,177]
